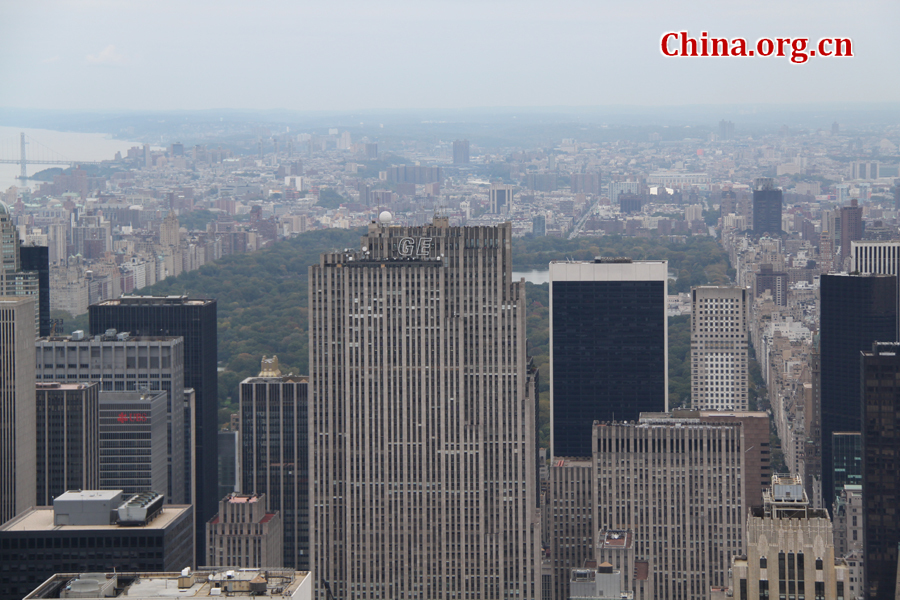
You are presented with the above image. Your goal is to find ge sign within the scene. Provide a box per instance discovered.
[397,237,433,257]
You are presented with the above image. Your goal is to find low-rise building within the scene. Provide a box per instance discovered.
[0,490,193,600]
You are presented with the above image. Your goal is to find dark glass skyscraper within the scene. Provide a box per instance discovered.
[88,296,217,561]
[752,177,782,235]
[862,342,900,600]
[550,259,668,458]
[19,245,49,337]
[820,273,896,512]
[240,359,308,570]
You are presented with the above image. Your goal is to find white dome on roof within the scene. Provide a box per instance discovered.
[378,211,393,224]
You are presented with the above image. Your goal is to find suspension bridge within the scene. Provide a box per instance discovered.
[0,132,103,179]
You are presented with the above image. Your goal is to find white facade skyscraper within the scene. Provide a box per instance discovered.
[310,217,541,600]
[690,286,750,411]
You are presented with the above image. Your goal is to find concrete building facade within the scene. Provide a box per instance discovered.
[36,334,186,504]
[544,458,593,600]
[592,414,745,600]
[207,493,283,569]
[310,219,540,600]
[0,297,36,525]
[690,286,750,411]
[731,474,847,600]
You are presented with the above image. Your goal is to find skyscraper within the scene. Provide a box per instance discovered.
[35,382,100,506]
[819,273,896,512]
[752,177,782,235]
[240,357,309,571]
[489,182,514,214]
[550,258,667,458]
[593,413,745,599]
[98,390,168,495]
[690,286,750,411]
[861,342,900,600]
[731,474,845,600]
[88,296,217,559]
[0,297,36,524]
[839,199,863,266]
[36,334,186,504]
[19,245,49,337]
[452,139,470,164]
[0,202,42,336]
[310,218,540,600]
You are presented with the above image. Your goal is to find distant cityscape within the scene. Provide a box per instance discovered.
[0,113,899,600]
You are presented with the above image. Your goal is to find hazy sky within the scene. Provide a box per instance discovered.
[1,0,898,112]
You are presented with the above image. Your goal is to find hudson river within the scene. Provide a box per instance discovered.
[0,126,143,193]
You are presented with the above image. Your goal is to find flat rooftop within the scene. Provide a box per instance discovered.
[25,570,309,600]
[94,296,214,306]
[0,505,190,532]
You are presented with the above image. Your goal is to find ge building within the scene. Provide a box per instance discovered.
[310,216,541,600]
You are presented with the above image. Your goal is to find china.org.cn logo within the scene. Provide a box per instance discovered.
[117,412,148,424]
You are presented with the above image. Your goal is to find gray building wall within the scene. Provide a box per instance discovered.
[36,335,187,504]
[0,297,36,524]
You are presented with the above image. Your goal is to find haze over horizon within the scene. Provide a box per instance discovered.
[2,0,898,113]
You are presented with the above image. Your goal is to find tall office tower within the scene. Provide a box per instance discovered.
[752,177,782,235]
[143,143,152,168]
[35,382,100,506]
[532,215,546,237]
[0,203,42,336]
[719,119,735,140]
[592,413,745,599]
[861,342,900,600]
[894,179,900,211]
[453,139,470,164]
[240,357,309,571]
[731,474,846,600]
[831,432,861,502]
[0,490,193,600]
[840,199,863,265]
[365,143,378,160]
[310,219,540,600]
[690,286,750,411]
[19,245,49,337]
[89,296,217,560]
[36,334,186,504]
[489,182,514,214]
[851,240,900,275]
[543,459,593,600]
[0,297,36,524]
[99,390,168,495]
[819,273,896,512]
[550,258,667,458]
[207,493,283,569]
[218,430,239,500]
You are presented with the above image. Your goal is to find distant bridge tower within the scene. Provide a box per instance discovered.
[19,132,26,179]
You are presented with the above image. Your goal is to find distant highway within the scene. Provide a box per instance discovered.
[568,196,602,240]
